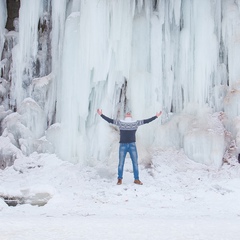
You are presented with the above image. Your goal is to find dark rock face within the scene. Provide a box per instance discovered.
[5,0,21,31]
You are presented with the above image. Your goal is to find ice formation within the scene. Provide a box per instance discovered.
[1,0,240,168]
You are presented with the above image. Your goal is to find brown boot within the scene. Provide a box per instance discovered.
[134,179,143,185]
[117,179,122,185]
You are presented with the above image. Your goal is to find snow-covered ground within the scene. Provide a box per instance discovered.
[0,149,240,240]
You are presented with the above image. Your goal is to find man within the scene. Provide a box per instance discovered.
[97,109,162,185]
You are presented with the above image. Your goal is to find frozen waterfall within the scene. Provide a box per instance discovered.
[1,0,240,169]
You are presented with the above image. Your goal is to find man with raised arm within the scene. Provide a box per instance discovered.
[97,109,162,185]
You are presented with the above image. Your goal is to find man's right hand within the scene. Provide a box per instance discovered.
[97,109,102,115]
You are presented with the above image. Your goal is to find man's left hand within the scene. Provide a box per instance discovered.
[156,111,162,117]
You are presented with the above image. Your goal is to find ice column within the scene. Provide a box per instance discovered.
[56,0,111,163]
[11,0,44,108]
[178,0,221,110]
[0,0,7,56]
[222,0,240,120]
[48,0,68,125]
[222,1,240,152]
[55,11,82,163]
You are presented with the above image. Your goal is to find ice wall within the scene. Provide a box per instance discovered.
[1,0,240,168]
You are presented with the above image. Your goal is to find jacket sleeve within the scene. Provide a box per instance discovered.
[100,114,114,124]
[143,116,157,124]
[138,116,157,125]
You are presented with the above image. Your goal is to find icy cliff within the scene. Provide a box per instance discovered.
[1,0,240,169]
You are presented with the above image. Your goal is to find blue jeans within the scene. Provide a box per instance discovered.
[118,142,139,180]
